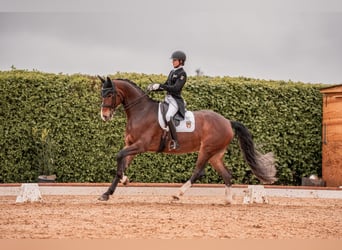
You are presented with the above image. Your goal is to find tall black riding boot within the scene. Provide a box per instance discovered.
[167,120,179,150]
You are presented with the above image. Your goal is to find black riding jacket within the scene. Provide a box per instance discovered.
[159,67,187,118]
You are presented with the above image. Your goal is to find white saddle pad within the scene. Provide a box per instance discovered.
[158,103,195,132]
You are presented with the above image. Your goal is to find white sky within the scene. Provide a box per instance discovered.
[1,0,342,84]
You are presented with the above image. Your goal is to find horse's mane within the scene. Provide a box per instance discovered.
[116,79,145,94]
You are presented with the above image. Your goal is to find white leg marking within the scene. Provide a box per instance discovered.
[179,180,192,196]
[172,180,192,200]
[225,186,234,204]
[120,175,129,185]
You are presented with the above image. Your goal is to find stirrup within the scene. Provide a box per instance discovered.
[170,140,180,150]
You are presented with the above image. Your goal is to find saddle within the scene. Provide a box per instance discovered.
[156,101,195,152]
[158,102,195,133]
[160,102,183,127]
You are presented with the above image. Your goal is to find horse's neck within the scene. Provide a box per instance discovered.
[125,98,158,128]
[118,82,156,118]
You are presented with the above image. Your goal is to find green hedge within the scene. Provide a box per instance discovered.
[0,70,325,185]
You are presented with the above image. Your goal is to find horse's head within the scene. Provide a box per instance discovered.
[99,76,120,121]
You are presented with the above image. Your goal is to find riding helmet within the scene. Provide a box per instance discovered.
[171,51,186,63]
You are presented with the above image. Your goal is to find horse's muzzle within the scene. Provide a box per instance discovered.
[101,108,114,121]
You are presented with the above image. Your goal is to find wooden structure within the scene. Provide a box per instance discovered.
[320,84,342,187]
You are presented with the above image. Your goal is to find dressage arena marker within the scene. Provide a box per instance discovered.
[15,183,42,203]
[243,185,268,204]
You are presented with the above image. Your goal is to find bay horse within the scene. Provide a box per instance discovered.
[98,76,277,204]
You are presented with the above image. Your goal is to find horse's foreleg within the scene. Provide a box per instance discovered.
[120,155,135,185]
[99,149,130,201]
[99,176,121,201]
[99,144,142,201]
[99,157,126,201]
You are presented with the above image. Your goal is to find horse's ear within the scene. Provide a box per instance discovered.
[97,75,105,83]
[106,76,115,88]
[105,76,115,89]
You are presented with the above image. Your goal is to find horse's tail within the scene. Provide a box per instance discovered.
[231,121,277,184]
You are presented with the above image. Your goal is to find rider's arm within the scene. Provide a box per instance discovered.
[159,72,187,93]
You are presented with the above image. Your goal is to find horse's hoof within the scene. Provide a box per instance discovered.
[225,200,232,205]
[225,199,236,205]
[98,194,109,201]
[172,195,180,201]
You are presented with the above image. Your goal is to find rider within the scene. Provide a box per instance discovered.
[148,50,187,150]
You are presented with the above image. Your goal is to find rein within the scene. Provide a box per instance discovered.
[123,90,151,110]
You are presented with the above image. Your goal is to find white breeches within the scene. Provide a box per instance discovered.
[164,95,178,122]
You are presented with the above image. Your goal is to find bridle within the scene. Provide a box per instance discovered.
[101,84,117,110]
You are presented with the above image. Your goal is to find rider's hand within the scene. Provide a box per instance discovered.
[147,83,160,91]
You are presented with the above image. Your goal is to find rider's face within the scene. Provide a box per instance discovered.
[172,59,181,68]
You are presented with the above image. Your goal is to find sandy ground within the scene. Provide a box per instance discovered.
[1,195,341,239]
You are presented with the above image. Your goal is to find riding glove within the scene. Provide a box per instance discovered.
[147,83,160,91]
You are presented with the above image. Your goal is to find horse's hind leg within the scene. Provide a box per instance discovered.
[209,150,234,204]
[173,151,210,200]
